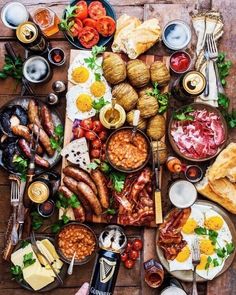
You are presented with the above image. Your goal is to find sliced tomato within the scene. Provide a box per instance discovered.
[88,1,106,20]
[96,16,116,37]
[83,18,97,29]
[76,1,88,20]
[74,18,83,29]
[69,22,81,38]
[78,26,99,48]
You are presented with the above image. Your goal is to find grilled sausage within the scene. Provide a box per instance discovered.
[41,105,55,138]
[91,169,109,209]
[28,99,41,126]
[29,124,55,157]
[76,181,102,216]
[58,185,86,222]
[18,139,50,168]
[63,176,91,214]
[63,166,97,195]
[12,125,44,155]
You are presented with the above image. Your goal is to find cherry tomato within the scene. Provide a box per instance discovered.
[129,249,139,261]
[121,252,128,262]
[96,16,116,37]
[92,120,104,133]
[78,26,99,49]
[132,239,143,251]
[90,149,101,158]
[69,23,81,37]
[75,1,88,20]
[98,130,108,141]
[80,118,93,130]
[101,143,106,151]
[91,139,102,149]
[73,126,85,139]
[124,259,135,269]
[125,241,132,253]
[88,1,106,20]
[85,131,96,141]
[83,18,97,29]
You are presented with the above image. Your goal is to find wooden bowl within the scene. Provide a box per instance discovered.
[168,103,228,162]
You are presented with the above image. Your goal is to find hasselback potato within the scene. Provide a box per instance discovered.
[112,83,138,111]
[150,61,170,86]
[127,60,150,88]
[138,86,153,97]
[147,114,165,140]
[152,140,168,164]
[102,53,126,85]
[126,110,147,130]
[137,93,159,118]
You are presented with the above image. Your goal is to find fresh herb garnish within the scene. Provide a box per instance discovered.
[12,155,28,182]
[173,105,194,121]
[205,256,212,270]
[146,82,170,114]
[31,212,43,231]
[226,242,235,255]
[218,93,236,129]
[213,258,220,267]
[92,97,108,112]
[87,159,111,174]
[50,124,64,152]
[51,214,70,234]
[0,54,23,82]
[216,242,235,259]
[104,208,116,215]
[59,5,77,39]
[217,52,232,87]
[194,227,208,235]
[216,247,227,258]
[20,240,30,249]
[194,227,218,245]
[84,45,106,71]
[218,93,229,109]
[56,193,80,209]
[110,172,126,193]
[10,265,23,281]
[95,72,101,81]
[23,252,36,268]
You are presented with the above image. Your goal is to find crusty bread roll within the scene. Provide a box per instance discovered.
[122,18,162,59]
[195,177,236,214]
[112,14,141,53]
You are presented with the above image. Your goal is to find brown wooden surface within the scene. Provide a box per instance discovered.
[0,1,235,295]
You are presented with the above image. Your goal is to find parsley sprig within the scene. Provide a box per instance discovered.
[13,155,28,182]
[59,5,77,39]
[110,171,126,193]
[217,52,232,87]
[0,54,23,81]
[50,124,64,152]
[87,159,111,173]
[84,46,106,79]
[92,97,109,112]
[146,82,170,114]
[23,252,36,268]
[51,214,70,234]
[173,105,194,121]
[56,193,81,209]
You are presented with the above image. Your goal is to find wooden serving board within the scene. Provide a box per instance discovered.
[60,49,169,226]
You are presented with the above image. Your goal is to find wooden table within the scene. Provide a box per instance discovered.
[0,1,236,294]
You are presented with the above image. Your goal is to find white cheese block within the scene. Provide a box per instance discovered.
[52,259,63,271]
[36,241,55,263]
[41,239,59,260]
[11,244,40,268]
[59,207,75,220]
[23,263,55,291]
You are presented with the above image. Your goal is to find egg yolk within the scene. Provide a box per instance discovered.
[72,66,89,83]
[200,239,215,255]
[176,246,191,262]
[204,216,224,231]
[90,81,106,97]
[76,94,93,112]
[197,255,208,270]
[182,218,198,234]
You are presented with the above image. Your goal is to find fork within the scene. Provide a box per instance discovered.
[191,237,200,295]
[206,33,225,94]
[30,231,63,285]
[10,176,20,245]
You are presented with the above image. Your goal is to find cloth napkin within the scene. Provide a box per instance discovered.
[191,11,224,106]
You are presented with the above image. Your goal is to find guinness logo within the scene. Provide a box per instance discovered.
[99,257,116,284]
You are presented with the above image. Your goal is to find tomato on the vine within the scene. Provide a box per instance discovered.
[85,131,96,141]
[98,130,108,141]
[91,139,102,149]
[129,250,139,261]
[92,120,104,133]
[80,118,93,130]
[121,252,128,262]
[90,149,101,158]
[132,239,143,251]
[124,259,135,269]
[125,242,132,253]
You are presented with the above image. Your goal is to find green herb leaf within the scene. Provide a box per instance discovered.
[68,194,80,208]
[218,93,229,109]
[31,211,43,231]
[92,97,108,112]
[51,223,61,234]
[216,52,232,87]
[104,208,116,215]
[55,124,64,137]
[23,252,36,268]
[51,214,71,234]
[110,172,126,192]
[213,258,220,267]
[147,82,170,114]
[173,106,194,121]
[226,242,235,255]
[205,256,212,270]
[95,72,101,81]
[87,161,100,170]
[100,162,111,174]
[208,230,218,245]
[216,247,227,258]
[12,155,28,182]
[10,265,23,281]
[194,227,208,235]
[20,240,30,249]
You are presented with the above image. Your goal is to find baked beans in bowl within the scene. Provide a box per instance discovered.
[55,222,97,265]
[106,127,150,173]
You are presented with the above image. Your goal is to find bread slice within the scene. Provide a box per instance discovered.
[195,177,236,214]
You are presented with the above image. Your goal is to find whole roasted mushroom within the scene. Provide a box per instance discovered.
[112,83,138,111]
[102,53,127,85]
[150,61,170,86]
[127,59,150,88]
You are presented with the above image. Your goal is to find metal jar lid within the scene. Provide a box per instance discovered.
[16,21,38,43]
[99,225,127,253]
[182,71,206,95]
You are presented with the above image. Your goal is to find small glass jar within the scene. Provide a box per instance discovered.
[143,259,164,288]
[99,103,126,129]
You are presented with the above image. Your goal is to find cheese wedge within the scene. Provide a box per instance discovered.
[36,241,55,263]
[11,244,40,268]
[41,239,59,260]
[52,259,63,271]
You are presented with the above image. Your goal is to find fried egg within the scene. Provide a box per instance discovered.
[182,205,204,235]
[196,253,225,280]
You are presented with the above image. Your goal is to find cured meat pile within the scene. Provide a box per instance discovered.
[158,208,191,260]
[112,167,155,226]
[171,109,225,159]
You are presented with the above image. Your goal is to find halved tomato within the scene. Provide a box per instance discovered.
[78,26,99,48]
[96,16,116,37]
[70,22,82,38]
[83,18,97,29]
[74,18,83,29]
[88,1,106,20]
[76,1,88,20]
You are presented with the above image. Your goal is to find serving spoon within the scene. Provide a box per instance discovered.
[108,98,116,123]
[68,252,76,275]
[130,110,140,144]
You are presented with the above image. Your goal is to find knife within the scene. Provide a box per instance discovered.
[17,181,26,241]
[151,140,163,224]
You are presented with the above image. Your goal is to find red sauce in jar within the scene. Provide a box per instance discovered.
[170,52,191,73]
